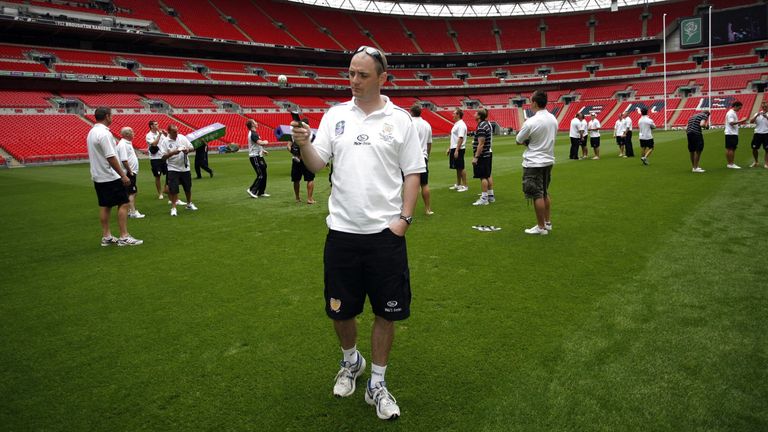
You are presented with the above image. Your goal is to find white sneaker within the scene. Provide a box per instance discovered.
[246,188,259,198]
[365,380,400,420]
[692,167,706,173]
[259,193,271,198]
[487,195,495,203]
[750,161,759,168]
[457,186,468,192]
[524,225,549,235]
[726,163,741,169]
[333,353,366,397]
[449,184,459,190]
[186,203,198,211]
[591,156,600,160]
[472,198,489,206]
[764,164,768,169]
[158,194,164,200]
[170,208,177,216]
[544,222,552,231]
[117,236,143,246]
[100,236,118,247]
[168,199,187,205]
[129,211,145,219]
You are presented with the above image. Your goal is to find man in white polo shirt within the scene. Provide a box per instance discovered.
[410,104,433,214]
[160,124,198,216]
[614,113,627,157]
[116,127,145,219]
[87,107,142,246]
[724,100,746,169]
[146,119,168,200]
[568,112,584,160]
[749,101,768,168]
[587,114,601,159]
[448,108,468,191]
[638,107,656,165]
[516,90,557,236]
[291,46,425,421]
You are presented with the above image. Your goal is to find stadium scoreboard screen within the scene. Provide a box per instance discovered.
[681,4,768,48]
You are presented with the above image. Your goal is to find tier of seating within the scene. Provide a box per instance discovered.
[558,99,619,131]
[5,0,751,53]
[0,114,93,163]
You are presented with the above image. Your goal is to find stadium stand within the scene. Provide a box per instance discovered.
[593,9,644,42]
[143,94,218,109]
[255,1,338,50]
[451,20,498,52]
[544,15,590,47]
[0,91,52,108]
[0,114,93,163]
[213,0,298,46]
[354,14,416,54]
[60,93,144,109]
[402,18,456,53]
[488,108,520,131]
[496,17,543,51]
[54,65,137,77]
[139,69,208,80]
[620,98,682,126]
[161,0,248,41]
[631,79,692,97]
[577,85,629,100]
[310,7,372,51]
[113,0,191,36]
[672,93,758,127]
[213,95,276,109]
[698,73,763,92]
[0,61,50,73]
[558,99,618,131]
[85,113,194,150]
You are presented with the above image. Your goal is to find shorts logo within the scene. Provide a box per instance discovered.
[354,134,371,146]
[329,298,342,313]
[335,121,345,136]
[386,300,398,308]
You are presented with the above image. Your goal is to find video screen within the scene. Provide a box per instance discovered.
[711,4,767,45]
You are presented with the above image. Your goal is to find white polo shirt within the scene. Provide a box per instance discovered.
[623,116,633,132]
[588,119,601,138]
[450,119,467,150]
[725,109,739,135]
[755,112,768,134]
[312,96,426,234]
[87,123,120,183]
[569,117,582,138]
[638,116,656,140]
[516,109,557,168]
[116,138,139,174]
[412,116,432,159]
[614,119,627,137]
[159,134,194,172]
[580,119,588,136]
[146,130,163,160]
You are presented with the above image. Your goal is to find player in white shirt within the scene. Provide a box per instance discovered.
[622,112,635,157]
[516,90,557,236]
[291,46,425,421]
[614,113,627,157]
[637,107,657,165]
[724,100,746,169]
[749,101,768,168]
[115,127,145,218]
[146,120,168,199]
[410,104,434,215]
[87,107,142,246]
[579,115,589,159]
[587,115,601,159]
[159,124,198,216]
[568,113,584,160]
[448,108,468,191]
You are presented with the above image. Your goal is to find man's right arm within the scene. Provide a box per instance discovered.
[107,155,130,186]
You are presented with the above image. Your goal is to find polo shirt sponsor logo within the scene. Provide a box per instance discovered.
[335,121,345,136]
[354,134,371,146]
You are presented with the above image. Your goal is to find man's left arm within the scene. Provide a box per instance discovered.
[390,174,419,237]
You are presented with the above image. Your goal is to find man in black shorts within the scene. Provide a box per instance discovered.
[750,102,768,168]
[288,117,316,204]
[86,107,143,246]
[471,108,494,206]
[686,111,710,173]
[146,120,169,200]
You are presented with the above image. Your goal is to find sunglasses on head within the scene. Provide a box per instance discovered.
[354,46,386,71]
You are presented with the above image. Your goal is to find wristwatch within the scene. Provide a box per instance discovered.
[399,214,413,225]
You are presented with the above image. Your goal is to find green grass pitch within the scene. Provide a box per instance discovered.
[1,130,766,431]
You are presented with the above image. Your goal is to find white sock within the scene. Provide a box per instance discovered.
[370,363,387,386]
[342,346,358,365]
[481,192,488,200]
[488,189,494,196]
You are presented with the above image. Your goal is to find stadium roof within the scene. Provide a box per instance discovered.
[285,0,668,17]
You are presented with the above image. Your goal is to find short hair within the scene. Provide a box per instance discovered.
[640,107,649,115]
[410,104,422,117]
[732,101,743,108]
[148,120,158,127]
[94,107,111,121]
[353,46,388,75]
[167,124,178,132]
[120,127,133,137]
[531,90,547,109]
[246,119,256,128]
[476,108,488,121]
[454,108,464,119]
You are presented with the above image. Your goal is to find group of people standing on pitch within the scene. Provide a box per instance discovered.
[447,107,496,206]
[686,100,768,172]
[568,109,657,165]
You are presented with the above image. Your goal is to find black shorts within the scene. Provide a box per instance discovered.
[324,229,411,321]
[687,133,704,153]
[126,173,138,194]
[94,178,129,208]
[150,159,167,177]
[640,139,654,149]
[420,158,429,186]
[522,165,553,200]
[167,170,192,195]
[472,155,492,179]
[590,137,600,148]
[449,148,465,170]
[616,136,624,146]
[751,133,768,150]
[290,160,315,182]
[725,135,738,150]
